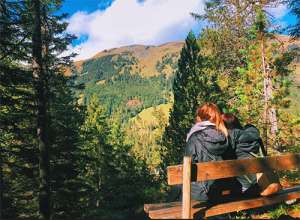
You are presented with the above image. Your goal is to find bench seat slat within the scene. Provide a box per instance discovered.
[147,186,300,219]
[144,201,181,213]
[168,153,300,185]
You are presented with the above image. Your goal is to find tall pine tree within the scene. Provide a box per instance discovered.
[162,32,223,166]
[1,1,38,218]
[30,1,84,219]
[1,0,85,219]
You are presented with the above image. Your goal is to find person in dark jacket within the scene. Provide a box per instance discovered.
[185,103,234,202]
[222,113,281,196]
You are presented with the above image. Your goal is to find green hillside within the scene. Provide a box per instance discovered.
[125,103,172,171]
[71,42,183,118]
[70,39,299,120]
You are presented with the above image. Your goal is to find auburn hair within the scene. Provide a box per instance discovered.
[196,103,228,136]
[221,113,242,130]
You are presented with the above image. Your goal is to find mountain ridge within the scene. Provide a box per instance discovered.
[66,41,184,77]
[67,35,299,78]
[67,36,299,117]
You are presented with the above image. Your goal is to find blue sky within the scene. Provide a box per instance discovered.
[61,0,296,61]
[61,0,114,15]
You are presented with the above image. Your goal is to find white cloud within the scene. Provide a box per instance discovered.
[266,3,288,19]
[66,0,204,60]
[265,3,289,30]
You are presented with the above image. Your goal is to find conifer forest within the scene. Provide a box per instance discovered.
[1,0,300,219]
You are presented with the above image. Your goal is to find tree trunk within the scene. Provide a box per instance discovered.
[32,0,50,219]
[260,31,278,154]
[261,36,269,153]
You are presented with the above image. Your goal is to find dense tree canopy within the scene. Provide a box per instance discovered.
[1,0,299,219]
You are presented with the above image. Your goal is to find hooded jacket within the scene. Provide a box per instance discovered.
[185,121,229,201]
[229,124,263,159]
[228,124,264,191]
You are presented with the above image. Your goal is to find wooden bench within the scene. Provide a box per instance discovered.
[144,153,300,219]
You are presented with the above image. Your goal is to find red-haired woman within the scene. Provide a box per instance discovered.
[185,103,234,202]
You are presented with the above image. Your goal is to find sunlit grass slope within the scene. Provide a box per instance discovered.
[130,103,172,126]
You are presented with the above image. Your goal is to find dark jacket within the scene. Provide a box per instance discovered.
[185,122,229,201]
[229,124,263,159]
[228,124,264,190]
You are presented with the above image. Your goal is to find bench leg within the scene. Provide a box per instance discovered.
[182,156,192,219]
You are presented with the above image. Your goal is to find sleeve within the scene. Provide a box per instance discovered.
[185,135,198,163]
[236,141,260,154]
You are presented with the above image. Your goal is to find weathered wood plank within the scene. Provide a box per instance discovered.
[168,153,300,185]
[148,186,300,219]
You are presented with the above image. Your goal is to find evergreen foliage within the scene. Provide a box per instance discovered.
[192,0,257,78]
[80,96,159,219]
[1,0,85,219]
[80,72,172,120]
[48,74,85,220]
[0,63,38,219]
[162,31,224,166]
[1,1,38,218]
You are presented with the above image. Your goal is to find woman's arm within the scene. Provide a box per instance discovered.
[185,135,198,163]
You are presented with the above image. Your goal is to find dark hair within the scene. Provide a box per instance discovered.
[221,113,242,130]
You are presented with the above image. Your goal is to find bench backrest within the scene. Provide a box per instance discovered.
[167,153,300,185]
[168,153,300,219]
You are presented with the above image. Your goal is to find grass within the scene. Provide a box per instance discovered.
[131,103,172,126]
[227,202,300,219]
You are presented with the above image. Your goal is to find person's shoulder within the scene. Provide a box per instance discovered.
[187,127,210,143]
[239,124,261,141]
[187,131,200,143]
[243,124,260,134]
[201,125,223,137]
[244,124,258,129]
[203,125,219,133]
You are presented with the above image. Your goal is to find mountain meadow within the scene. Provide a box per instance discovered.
[1,0,300,220]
